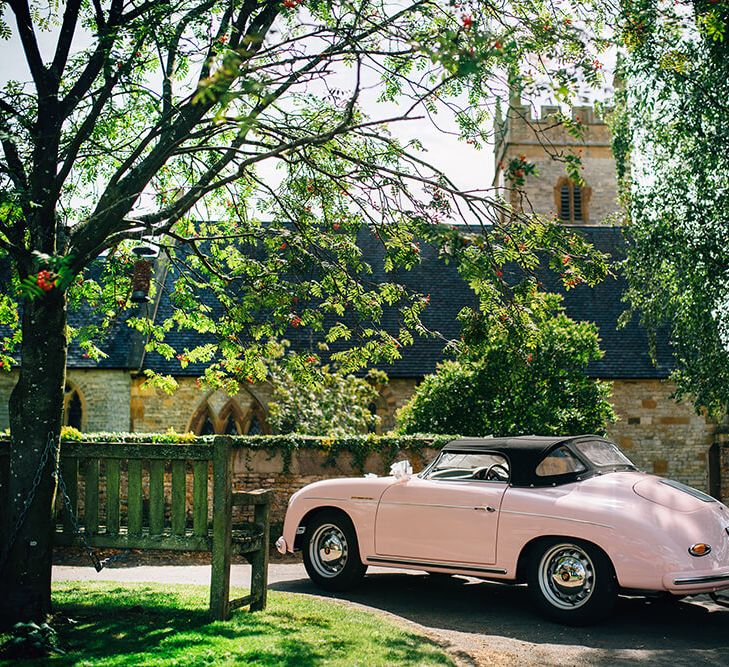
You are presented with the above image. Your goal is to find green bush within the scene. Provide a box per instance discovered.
[396,293,615,437]
[266,349,388,436]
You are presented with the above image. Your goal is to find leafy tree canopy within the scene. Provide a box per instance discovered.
[0,0,612,388]
[395,291,616,436]
[613,0,729,417]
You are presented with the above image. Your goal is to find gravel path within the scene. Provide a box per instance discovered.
[53,563,729,666]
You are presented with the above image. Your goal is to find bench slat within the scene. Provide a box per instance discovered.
[127,459,143,536]
[192,460,208,537]
[53,529,212,552]
[84,459,100,535]
[171,460,186,536]
[149,459,165,536]
[106,459,120,535]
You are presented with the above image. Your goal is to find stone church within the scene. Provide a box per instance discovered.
[0,101,725,500]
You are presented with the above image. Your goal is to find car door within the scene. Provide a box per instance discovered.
[374,473,507,566]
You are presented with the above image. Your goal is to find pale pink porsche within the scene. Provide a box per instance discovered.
[277,435,729,624]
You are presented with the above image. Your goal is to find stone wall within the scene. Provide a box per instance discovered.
[0,369,131,432]
[43,430,726,536]
[130,377,274,433]
[0,372,17,430]
[718,433,729,504]
[606,379,716,492]
[374,378,419,432]
[130,375,419,436]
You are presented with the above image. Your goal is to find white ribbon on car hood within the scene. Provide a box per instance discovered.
[390,459,412,480]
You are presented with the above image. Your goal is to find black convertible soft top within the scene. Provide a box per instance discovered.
[440,435,623,487]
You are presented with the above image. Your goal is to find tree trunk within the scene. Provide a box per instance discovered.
[0,289,67,627]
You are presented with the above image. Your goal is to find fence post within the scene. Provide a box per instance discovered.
[209,437,232,621]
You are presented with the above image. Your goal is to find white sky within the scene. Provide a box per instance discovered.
[0,8,496,199]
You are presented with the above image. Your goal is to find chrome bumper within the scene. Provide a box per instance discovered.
[674,572,729,586]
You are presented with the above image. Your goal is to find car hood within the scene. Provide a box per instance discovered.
[289,475,399,504]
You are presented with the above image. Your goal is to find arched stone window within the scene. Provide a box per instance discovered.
[198,414,216,436]
[189,403,218,436]
[240,401,269,435]
[63,383,84,431]
[219,399,246,435]
[555,178,591,223]
[246,413,264,435]
[189,397,269,435]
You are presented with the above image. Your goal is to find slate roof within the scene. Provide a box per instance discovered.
[2,226,673,379]
[139,225,674,380]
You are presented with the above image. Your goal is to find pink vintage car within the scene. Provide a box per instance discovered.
[277,435,729,624]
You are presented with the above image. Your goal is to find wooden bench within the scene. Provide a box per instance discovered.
[46,436,270,620]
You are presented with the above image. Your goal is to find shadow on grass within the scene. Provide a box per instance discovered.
[3,583,452,667]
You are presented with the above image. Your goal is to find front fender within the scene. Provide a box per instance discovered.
[280,477,396,558]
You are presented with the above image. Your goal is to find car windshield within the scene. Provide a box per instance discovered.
[573,440,635,468]
[423,452,510,482]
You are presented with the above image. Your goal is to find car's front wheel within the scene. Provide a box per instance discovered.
[302,510,367,592]
[527,539,617,625]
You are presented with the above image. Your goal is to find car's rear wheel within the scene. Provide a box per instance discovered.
[302,510,367,592]
[528,539,617,625]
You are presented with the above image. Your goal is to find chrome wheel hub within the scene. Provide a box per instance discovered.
[309,524,348,578]
[538,544,595,610]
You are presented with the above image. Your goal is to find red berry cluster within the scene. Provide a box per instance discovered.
[291,315,302,327]
[305,355,316,363]
[461,14,473,29]
[282,0,302,7]
[36,270,56,292]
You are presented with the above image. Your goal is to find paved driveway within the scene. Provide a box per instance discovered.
[54,563,729,666]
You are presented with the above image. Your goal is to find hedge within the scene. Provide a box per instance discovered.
[0,430,458,473]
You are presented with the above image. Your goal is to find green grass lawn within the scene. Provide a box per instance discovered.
[1,581,453,666]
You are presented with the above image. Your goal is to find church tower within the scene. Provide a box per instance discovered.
[492,96,619,225]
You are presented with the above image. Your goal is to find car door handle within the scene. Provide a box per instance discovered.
[475,506,497,513]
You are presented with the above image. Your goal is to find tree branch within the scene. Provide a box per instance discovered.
[60,0,125,117]
[51,0,82,79]
[7,0,50,93]
[1,135,28,190]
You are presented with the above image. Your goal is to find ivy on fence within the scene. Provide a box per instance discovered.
[0,430,458,474]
